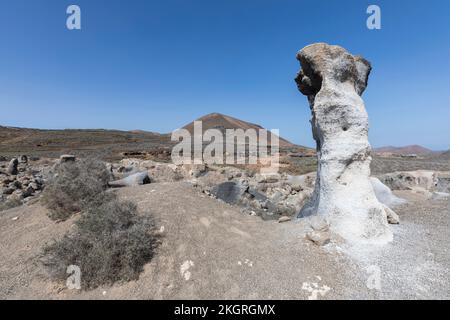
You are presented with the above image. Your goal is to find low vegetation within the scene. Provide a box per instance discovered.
[42,193,158,289]
[41,158,111,221]
[41,157,158,289]
[0,197,22,212]
[279,157,318,175]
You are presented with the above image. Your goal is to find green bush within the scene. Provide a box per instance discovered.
[42,194,158,289]
[41,158,111,221]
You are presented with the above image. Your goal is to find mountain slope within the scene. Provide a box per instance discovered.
[439,150,450,159]
[182,113,297,148]
[373,145,433,155]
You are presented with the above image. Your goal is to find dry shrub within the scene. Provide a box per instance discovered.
[0,197,22,212]
[41,158,111,221]
[42,193,158,289]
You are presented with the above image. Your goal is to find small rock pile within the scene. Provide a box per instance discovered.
[0,156,46,208]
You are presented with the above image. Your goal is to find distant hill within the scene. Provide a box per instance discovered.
[439,149,450,159]
[373,145,433,155]
[0,125,170,159]
[0,113,309,158]
[182,113,298,148]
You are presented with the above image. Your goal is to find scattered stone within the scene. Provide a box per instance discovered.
[384,206,400,224]
[117,165,135,173]
[10,180,22,190]
[19,155,28,164]
[278,216,291,223]
[2,188,14,195]
[180,260,194,281]
[59,154,76,163]
[260,210,280,221]
[255,173,281,184]
[309,216,330,232]
[189,164,207,178]
[22,185,35,198]
[306,230,331,246]
[29,182,40,190]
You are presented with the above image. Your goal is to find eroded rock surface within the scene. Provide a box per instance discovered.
[295,43,393,244]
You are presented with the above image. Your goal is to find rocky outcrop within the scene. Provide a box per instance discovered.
[295,43,394,244]
[378,170,450,199]
[378,170,438,192]
[7,158,19,175]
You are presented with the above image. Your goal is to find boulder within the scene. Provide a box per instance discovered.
[59,154,76,163]
[278,216,292,223]
[370,177,405,208]
[295,43,393,244]
[108,171,151,188]
[306,230,331,246]
[211,181,281,219]
[19,155,28,163]
[383,206,400,224]
[7,158,18,175]
[211,181,248,205]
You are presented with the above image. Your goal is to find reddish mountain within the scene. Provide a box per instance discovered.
[182,113,297,148]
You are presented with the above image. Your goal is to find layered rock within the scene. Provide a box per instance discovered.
[295,43,394,244]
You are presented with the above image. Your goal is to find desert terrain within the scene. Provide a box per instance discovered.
[1,114,449,300]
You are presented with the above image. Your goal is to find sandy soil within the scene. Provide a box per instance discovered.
[0,182,448,300]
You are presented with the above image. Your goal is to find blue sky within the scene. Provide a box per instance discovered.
[0,0,449,150]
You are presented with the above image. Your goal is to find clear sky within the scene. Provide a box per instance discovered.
[0,0,449,150]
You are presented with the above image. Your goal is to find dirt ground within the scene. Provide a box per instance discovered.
[0,182,448,300]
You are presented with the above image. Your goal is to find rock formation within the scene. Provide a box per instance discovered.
[295,43,394,244]
[7,158,18,175]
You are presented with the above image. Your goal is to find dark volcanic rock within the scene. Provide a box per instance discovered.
[212,182,248,205]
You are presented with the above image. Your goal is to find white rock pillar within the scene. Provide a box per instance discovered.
[295,43,393,244]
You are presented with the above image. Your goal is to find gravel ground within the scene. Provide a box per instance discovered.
[0,183,448,299]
